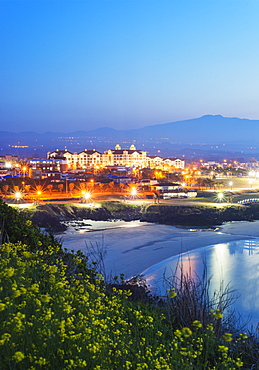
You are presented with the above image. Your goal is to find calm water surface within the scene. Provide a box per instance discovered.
[143,239,259,328]
[60,219,259,328]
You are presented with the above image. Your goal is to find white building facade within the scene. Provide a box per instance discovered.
[48,145,185,170]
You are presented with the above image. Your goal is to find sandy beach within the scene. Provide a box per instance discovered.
[61,219,259,279]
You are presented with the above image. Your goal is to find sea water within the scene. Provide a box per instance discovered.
[60,219,259,329]
[143,239,259,329]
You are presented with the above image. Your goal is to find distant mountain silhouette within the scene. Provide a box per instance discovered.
[1,115,258,143]
[75,115,259,143]
[1,115,259,159]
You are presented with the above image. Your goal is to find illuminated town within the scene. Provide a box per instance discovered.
[1,142,259,204]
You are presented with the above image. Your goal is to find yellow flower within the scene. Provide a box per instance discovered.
[218,345,228,353]
[239,332,248,340]
[40,294,51,303]
[193,320,202,328]
[222,333,233,342]
[49,265,58,273]
[206,323,214,331]
[37,357,47,365]
[181,327,192,337]
[210,308,223,319]
[0,333,11,345]
[0,303,6,311]
[235,358,243,367]
[12,351,25,362]
[174,329,182,338]
[214,310,223,319]
[30,284,39,293]
[167,288,177,298]
[4,267,15,277]
[20,287,27,295]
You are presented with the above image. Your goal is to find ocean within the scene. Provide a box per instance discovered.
[59,219,259,328]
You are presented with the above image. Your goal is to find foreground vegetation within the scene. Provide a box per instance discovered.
[0,200,258,369]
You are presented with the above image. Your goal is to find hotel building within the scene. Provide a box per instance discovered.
[48,145,184,171]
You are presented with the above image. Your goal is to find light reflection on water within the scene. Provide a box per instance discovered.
[143,239,259,328]
[62,219,144,233]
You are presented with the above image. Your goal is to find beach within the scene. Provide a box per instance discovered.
[60,219,259,279]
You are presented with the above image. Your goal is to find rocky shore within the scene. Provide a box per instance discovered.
[26,201,259,232]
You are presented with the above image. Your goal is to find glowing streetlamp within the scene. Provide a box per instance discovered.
[229,181,233,190]
[129,186,138,200]
[131,188,137,197]
[22,166,27,178]
[89,179,94,189]
[35,190,42,203]
[84,192,91,200]
[217,192,225,202]
[82,191,91,203]
[14,191,22,201]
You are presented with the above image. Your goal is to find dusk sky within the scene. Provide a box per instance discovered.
[1,0,259,133]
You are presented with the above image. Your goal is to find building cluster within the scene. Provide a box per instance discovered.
[0,145,184,181]
[2,143,258,185]
[47,144,185,171]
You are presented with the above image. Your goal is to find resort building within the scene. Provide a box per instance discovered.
[103,144,148,167]
[48,145,185,171]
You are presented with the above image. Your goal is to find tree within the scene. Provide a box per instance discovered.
[24,185,31,193]
[69,182,75,194]
[79,182,86,191]
[108,181,115,193]
[58,183,64,193]
[47,184,53,194]
[119,183,125,192]
[3,185,9,195]
[98,183,104,193]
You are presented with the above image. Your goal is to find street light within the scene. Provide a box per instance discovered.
[131,188,137,197]
[22,166,27,178]
[129,186,138,200]
[14,191,22,201]
[82,192,91,203]
[217,192,225,202]
[229,181,233,190]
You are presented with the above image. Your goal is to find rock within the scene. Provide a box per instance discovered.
[27,202,259,231]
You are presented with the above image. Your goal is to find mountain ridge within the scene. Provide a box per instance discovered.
[1,115,259,159]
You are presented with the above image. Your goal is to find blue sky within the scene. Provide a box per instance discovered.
[1,0,259,132]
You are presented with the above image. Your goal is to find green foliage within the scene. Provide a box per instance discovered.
[0,199,60,250]
[0,242,249,369]
[0,201,255,369]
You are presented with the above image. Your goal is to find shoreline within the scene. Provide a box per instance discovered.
[60,219,259,279]
[23,201,259,232]
[17,200,259,278]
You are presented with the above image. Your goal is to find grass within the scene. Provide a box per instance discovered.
[100,201,140,213]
